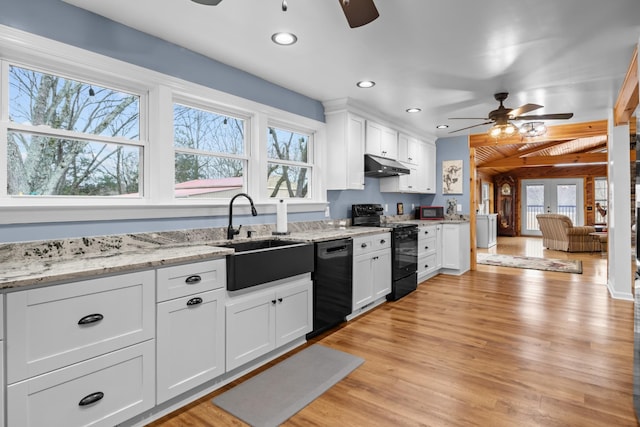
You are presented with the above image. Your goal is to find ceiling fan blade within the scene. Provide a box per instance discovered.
[339,0,379,28]
[448,117,490,120]
[191,0,223,5]
[448,121,494,133]
[514,113,574,120]
[508,103,543,118]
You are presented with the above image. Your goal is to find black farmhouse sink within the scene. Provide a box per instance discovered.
[218,239,314,291]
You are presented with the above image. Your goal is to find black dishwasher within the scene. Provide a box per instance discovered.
[307,238,353,338]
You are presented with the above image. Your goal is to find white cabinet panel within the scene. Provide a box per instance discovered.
[325,111,365,190]
[476,214,498,248]
[441,222,470,274]
[421,142,436,193]
[275,281,313,347]
[156,288,225,403]
[366,121,398,159]
[156,259,225,302]
[352,232,391,311]
[7,270,155,384]
[7,340,155,427]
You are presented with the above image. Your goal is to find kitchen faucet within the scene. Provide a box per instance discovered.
[227,193,258,239]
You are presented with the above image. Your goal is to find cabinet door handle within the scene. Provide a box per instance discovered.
[380,240,386,244]
[425,246,429,250]
[424,231,429,234]
[361,243,367,248]
[187,297,203,306]
[272,299,277,305]
[78,391,104,406]
[185,275,202,285]
[78,313,103,326]
[425,264,429,268]
[278,298,283,303]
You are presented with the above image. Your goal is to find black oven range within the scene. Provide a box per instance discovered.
[351,204,418,301]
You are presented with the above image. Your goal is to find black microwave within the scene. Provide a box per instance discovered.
[416,206,444,220]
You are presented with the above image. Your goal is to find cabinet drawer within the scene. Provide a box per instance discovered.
[419,236,438,256]
[156,258,226,302]
[418,226,437,241]
[7,340,155,427]
[7,270,155,384]
[353,233,391,256]
[418,253,438,274]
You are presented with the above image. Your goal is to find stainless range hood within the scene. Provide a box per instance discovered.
[364,154,410,177]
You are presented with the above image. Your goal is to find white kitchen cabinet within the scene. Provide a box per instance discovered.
[6,271,156,427]
[226,274,312,371]
[420,142,437,193]
[441,222,471,275]
[352,232,391,310]
[398,133,419,164]
[366,120,398,159]
[325,110,366,190]
[6,270,155,384]
[7,340,155,427]
[156,259,226,403]
[476,214,498,248]
[417,224,442,282]
[379,161,419,193]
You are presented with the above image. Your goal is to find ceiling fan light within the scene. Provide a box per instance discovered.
[489,123,517,138]
[519,121,547,137]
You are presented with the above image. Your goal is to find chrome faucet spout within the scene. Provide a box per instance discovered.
[227,193,258,240]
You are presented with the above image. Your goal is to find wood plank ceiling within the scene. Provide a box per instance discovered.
[470,119,636,178]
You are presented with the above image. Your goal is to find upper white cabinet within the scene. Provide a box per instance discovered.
[420,142,437,194]
[398,133,419,164]
[325,110,366,190]
[365,121,398,159]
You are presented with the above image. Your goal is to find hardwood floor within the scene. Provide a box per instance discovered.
[149,236,637,426]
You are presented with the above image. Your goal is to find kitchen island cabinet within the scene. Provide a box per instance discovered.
[225,274,312,371]
[476,214,498,248]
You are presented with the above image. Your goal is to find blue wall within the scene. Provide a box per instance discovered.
[430,136,470,214]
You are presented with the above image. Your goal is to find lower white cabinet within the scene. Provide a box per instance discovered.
[7,340,155,427]
[441,222,471,274]
[156,288,225,403]
[476,214,498,248]
[352,233,391,310]
[226,275,312,371]
[155,259,226,404]
[417,224,442,281]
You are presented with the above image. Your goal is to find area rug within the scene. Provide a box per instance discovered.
[212,344,364,427]
[477,253,582,274]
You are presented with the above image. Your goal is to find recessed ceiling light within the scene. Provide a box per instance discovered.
[436,124,449,129]
[271,32,297,46]
[356,80,375,88]
[406,108,422,113]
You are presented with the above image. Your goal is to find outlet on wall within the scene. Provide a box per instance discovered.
[384,204,388,212]
[457,204,463,212]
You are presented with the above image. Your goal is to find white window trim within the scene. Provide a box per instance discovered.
[0,25,326,225]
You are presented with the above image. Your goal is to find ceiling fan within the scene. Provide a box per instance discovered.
[190,0,379,28]
[448,92,574,134]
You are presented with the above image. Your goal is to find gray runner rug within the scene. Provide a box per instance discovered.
[212,344,364,427]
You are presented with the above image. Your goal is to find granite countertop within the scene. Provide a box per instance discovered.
[0,225,389,290]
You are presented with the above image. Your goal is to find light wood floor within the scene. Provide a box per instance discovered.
[149,236,637,426]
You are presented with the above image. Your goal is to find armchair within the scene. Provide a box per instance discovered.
[536,214,600,252]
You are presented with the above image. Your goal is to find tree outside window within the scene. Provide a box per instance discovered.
[173,104,246,198]
[7,65,141,196]
[267,126,311,198]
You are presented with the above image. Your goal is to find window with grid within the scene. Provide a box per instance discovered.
[6,64,142,197]
[267,126,312,199]
[173,103,247,199]
[594,177,608,223]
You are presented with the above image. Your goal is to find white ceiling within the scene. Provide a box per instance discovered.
[65,0,640,140]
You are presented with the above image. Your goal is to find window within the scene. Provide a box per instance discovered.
[267,126,311,199]
[6,65,141,197]
[173,103,247,199]
[594,177,608,223]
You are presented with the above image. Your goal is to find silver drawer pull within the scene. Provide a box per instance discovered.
[361,243,367,248]
[380,239,386,244]
[185,275,202,285]
[78,391,104,406]
[187,297,203,306]
[77,313,103,326]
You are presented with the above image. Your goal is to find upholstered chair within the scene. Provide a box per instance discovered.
[536,214,601,252]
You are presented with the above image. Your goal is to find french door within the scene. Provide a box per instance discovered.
[520,178,584,236]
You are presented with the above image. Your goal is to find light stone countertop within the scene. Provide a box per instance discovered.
[0,224,389,290]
